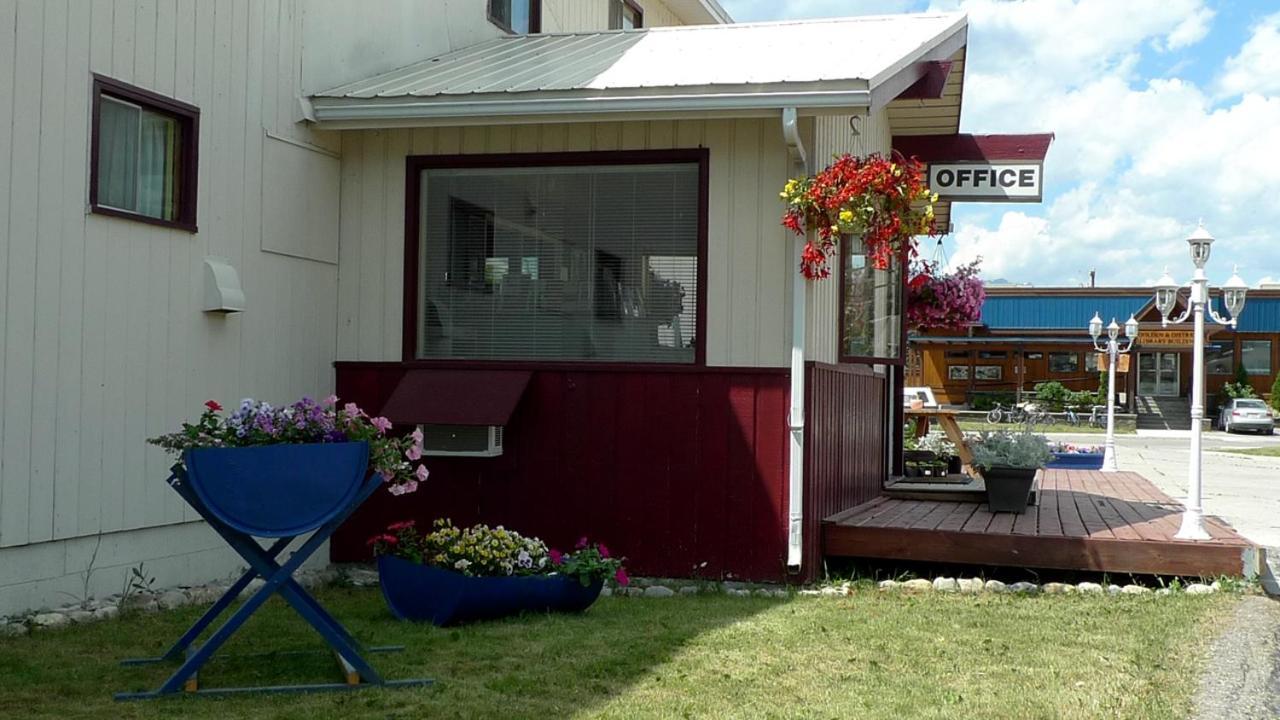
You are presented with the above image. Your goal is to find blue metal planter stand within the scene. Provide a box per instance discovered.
[115,451,431,701]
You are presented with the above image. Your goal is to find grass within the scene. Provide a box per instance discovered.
[0,586,1230,719]
[1214,445,1280,457]
[956,420,1135,435]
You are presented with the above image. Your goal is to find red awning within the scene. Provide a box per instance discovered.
[379,370,532,426]
[892,133,1055,162]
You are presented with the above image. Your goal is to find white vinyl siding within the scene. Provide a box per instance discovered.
[0,0,339,612]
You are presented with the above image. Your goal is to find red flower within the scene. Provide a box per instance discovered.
[549,549,563,565]
[204,400,223,412]
[387,520,416,532]
[598,544,610,559]
[614,567,630,587]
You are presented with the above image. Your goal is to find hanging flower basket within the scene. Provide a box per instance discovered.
[779,153,937,280]
[905,259,986,333]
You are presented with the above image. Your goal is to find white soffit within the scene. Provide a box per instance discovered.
[309,13,967,127]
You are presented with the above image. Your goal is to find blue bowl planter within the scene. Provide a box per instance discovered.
[1045,452,1104,470]
[182,442,370,537]
[377,555,604,626]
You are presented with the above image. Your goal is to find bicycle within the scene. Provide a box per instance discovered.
[1021,403,1055,427]
[1088,405,1106,428]
[1062,407,1081,426]
[986,402,1028,425]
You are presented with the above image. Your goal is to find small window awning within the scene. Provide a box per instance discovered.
[380,370,532,426]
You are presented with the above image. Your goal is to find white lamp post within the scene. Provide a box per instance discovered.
[1088,312,1138,472]
[1153,223,1248,540]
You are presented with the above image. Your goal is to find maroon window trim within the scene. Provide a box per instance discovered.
[486,0,542,34]
[89,74,199,232]
[402,148,710,368]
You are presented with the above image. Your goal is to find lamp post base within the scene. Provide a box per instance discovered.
[1174,509,1212,540]
[1100,446,1118,473]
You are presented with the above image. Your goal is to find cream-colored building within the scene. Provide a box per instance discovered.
[0,0,978,612]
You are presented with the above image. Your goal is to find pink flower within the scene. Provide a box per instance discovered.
[576,536,589,550]
[549,549,563,565]
[406,445,422,461]
[411,428,424,445]
[414,465,429,483]
[598,544,610,559]
[204,400,223,412]
[343,402,364,418]
[388,480,419,496]
[614,567,629,586]
[370,416,393,434]
[323,394,339,406]
[387,520,416,531]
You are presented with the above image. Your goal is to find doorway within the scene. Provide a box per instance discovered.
[1137,352,1180,396]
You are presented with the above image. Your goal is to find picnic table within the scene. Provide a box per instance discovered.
[907,408,978,477]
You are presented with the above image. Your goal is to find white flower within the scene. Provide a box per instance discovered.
[453,559,471,571]
[517,550,533,568]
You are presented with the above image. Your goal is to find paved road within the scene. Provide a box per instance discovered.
[1049,429,1280,549]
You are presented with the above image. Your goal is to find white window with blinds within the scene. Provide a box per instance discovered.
[417,161,700,364]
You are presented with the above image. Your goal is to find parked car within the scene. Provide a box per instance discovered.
[1217,398,1276,434]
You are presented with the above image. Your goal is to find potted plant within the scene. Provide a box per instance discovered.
[371,520,628,626]
[970,430,1053,513]
[148,397,425,537]
[917,434,962,475]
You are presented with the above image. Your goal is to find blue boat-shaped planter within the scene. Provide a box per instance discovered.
[377,555,604,626]
[182,442,370,537]
[1045,452,1104,470]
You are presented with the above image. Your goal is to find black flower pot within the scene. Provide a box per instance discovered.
[982,465,1039,513]
[947,456,963,475]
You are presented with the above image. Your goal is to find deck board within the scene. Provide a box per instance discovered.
[823,469,1259,577]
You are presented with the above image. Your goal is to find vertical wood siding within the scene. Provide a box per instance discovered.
[805,108,892,363]
[542,0,686,32]
[333,364,792,581]
[336,119,793,368]
[0,0,340,548]
[802,362,887,580]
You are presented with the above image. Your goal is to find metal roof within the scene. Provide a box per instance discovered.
[980,295,1152,330]
[309,13,967,126]
[1218,297,1280,332]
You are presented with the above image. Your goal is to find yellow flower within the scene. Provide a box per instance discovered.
[931,192,939,203]
[838,209,854,223]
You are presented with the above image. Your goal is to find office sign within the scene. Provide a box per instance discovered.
[928,162,1043,202]
[1096,353,1131,373]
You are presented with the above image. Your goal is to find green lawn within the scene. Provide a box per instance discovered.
[956,419,1135,435]
[1215,445,1280,457]
[0,586,1229,719]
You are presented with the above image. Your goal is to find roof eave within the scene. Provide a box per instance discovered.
[309,87,872,129]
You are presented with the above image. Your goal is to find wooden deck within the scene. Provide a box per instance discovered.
[824,469,1262,577]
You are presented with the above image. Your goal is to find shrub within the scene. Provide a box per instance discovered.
[971,391,1015,411]
[1272,373,1280,412]
[970,429,1053,470]
[1034,381,1069,410]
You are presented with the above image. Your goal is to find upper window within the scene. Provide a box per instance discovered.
[488,0,541,34]
[1242,339,1272,375]
[90,75,198,231]
[610,0,644,29]
[1049,352,1079,373]
[412,152,705,364]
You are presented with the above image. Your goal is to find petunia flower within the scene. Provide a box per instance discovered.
[614,567,629,586]
[576,536,588,550]
[370,416,393,434]
[388,520,416,531]
[406,445,422,461]
[323,394,339,406]
[549,549,563,565]
[598,544,610,559]
[414,465,429,483]
[204,400,223,412]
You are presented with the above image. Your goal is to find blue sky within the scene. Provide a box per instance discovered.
[719,0,1280,288]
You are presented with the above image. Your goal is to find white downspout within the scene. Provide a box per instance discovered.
[782,107,808,572]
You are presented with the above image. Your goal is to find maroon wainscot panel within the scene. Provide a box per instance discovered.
[333,363,792,582]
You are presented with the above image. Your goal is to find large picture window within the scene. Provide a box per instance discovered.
[412,153,703,364]
[1205,343,1234,375]
[609,0,644,29]
[1049,352,1079,373]
[90,75,198,231]
[841,237,902,361]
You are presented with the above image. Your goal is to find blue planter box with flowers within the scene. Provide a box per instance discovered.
[378,555,603,626]
[370,520,626,626]
[1045,446,1105,470]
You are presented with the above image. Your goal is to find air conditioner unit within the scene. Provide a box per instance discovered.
[420,424,504,457]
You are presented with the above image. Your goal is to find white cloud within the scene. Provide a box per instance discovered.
[1216,12,1280,98]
